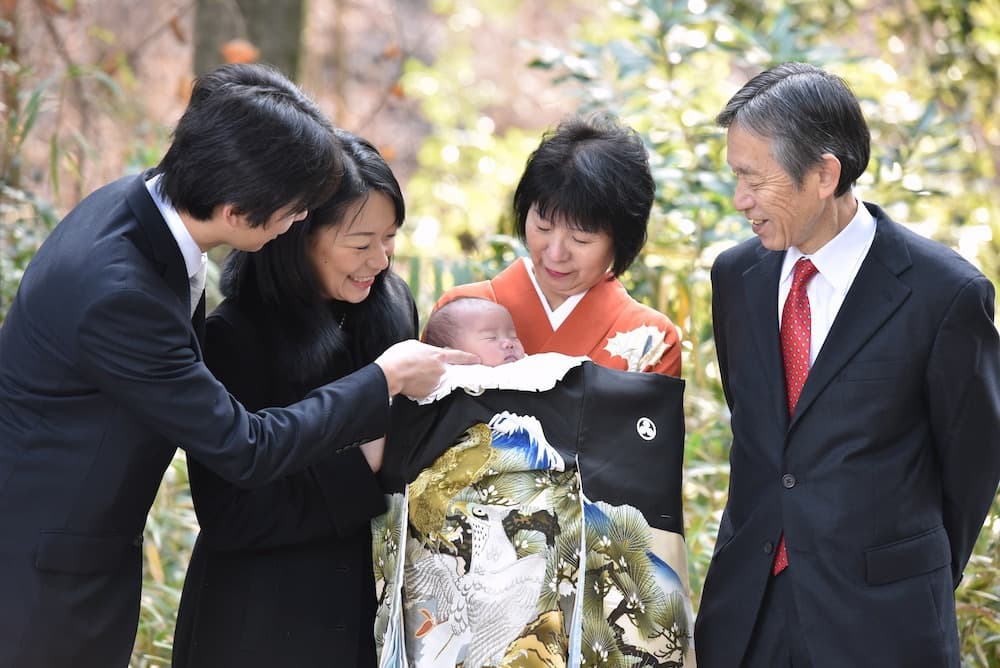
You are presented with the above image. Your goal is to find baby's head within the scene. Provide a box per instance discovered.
[424,297,526,367]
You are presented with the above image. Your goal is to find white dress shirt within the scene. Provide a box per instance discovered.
[778,197,877,366]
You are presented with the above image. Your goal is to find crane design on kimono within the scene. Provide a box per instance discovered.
[403,500,549,667]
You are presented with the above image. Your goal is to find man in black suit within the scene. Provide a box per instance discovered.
[695,62,1000,667]
[0,64,474,667]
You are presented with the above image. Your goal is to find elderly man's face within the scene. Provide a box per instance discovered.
[725,124,837,255]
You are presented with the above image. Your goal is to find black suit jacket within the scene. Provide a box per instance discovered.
[173,273,418,668]
[694,203,1000,667]
[0,175,390,667]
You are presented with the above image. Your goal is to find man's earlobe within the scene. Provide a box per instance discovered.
[817,153,842,198]
[222,204,246,227]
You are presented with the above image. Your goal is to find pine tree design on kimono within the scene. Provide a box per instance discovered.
[604,325,669,372]
[580,499,692,667]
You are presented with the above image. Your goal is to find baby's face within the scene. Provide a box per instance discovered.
[454,307,526,367]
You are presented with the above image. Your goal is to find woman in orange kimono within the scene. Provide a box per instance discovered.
[434,114,681,376]
[391,116,692,667]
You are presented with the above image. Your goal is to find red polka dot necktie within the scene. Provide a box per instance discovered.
[773,257,819,575]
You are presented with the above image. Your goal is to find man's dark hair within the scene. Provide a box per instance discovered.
[513,113,655,277]
[157,63,340,227]
[716,62,870,197]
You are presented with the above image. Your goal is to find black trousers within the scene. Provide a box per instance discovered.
[741,570,814,667]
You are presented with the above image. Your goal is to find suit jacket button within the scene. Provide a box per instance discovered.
[763,541,774,555]
[781,473,797,488]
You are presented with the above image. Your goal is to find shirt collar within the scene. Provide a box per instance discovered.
[781,195,876,294]
[145,173,205,280]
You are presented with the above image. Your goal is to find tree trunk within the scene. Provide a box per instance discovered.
[193,0,304,80]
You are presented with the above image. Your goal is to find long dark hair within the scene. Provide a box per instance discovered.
[220,128,413,385]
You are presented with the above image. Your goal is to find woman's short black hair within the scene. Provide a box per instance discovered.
[157,63,340,227]
[512,113,655,276]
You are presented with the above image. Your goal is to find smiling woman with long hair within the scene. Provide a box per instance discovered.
[172,129,414,668]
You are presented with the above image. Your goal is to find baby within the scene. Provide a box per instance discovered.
[424,297,526,367]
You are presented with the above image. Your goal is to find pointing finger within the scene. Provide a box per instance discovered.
[439,349,481,365]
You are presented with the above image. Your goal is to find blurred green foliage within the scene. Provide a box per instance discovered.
[0,1,997,666]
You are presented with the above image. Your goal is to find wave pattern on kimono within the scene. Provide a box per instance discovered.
[372,355,694,667]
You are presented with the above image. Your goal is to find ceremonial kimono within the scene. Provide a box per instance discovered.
[372,355,694,667]
[434,258,681,376]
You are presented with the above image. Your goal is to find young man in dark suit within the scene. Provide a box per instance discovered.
[695,62,1000,667]
[0,63,475,668]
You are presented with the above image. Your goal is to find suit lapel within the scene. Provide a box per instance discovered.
[125,172,190,314]
[192,295,207,345]
[791,209,912,427]
[742,248,790,431]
